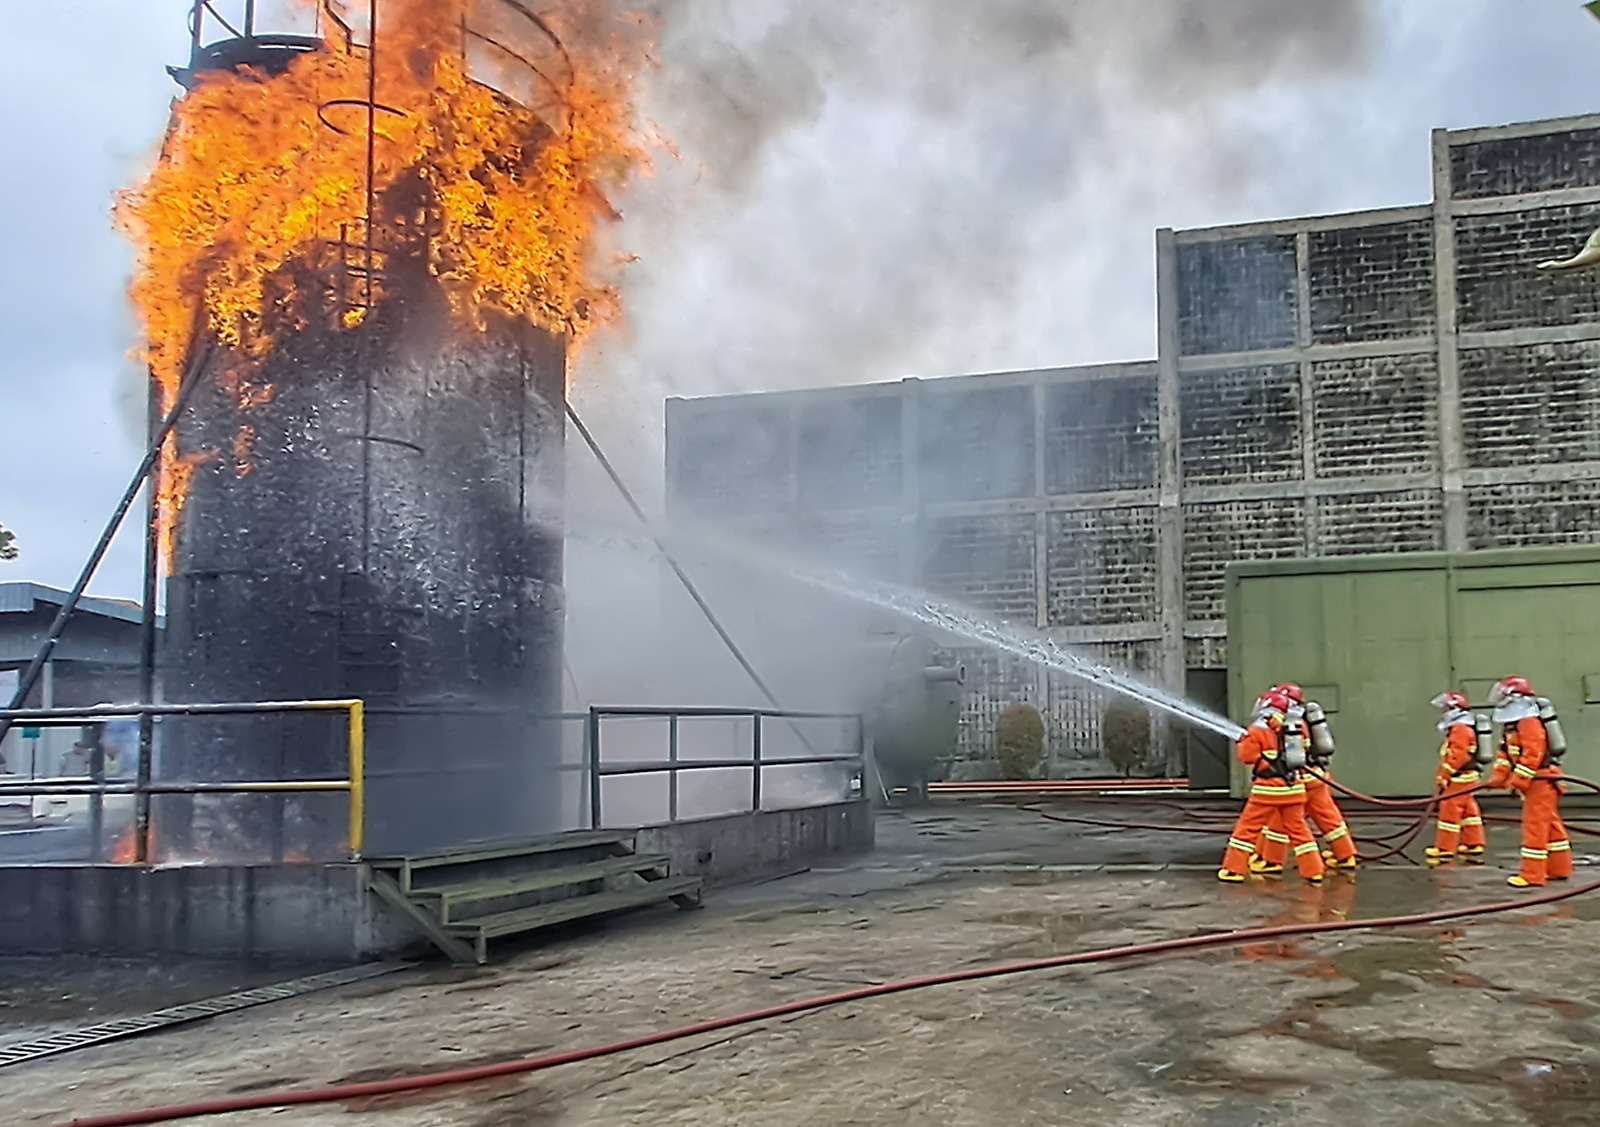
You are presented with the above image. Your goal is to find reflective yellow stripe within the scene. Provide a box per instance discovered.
[1436,821,1461,832]
[1262,829,1290,843]
[1521,848,1548,859]
[1252,783,1306,797]
[1550,840,1572,852]
[1462,816,1483,826]
[1514,764,1537,777]
[1293,842,1320,856]
[1261,750,1279,759]
[1324,824,1350,842]
[1452,771,1480,781]
[1227,838,1256,853]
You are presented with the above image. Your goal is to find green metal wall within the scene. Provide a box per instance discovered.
[1225,546,1600,798]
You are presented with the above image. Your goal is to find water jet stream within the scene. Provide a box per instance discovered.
[773,560,1245,740]
[562,505,1246,742]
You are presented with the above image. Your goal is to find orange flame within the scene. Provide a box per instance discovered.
[111,821,154,865]
[115,0,659,569]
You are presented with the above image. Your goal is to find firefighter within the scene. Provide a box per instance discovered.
[1252,683,1358,873]
[1487,676,1572,889]
[1218,688,1325,884]
[1425,691,1487,865]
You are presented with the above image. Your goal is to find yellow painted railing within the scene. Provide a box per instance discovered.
[0,698,368,862]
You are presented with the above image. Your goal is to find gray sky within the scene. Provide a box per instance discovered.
[2,0,1598,600]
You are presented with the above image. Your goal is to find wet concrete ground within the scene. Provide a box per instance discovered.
[10,801,1600,1126]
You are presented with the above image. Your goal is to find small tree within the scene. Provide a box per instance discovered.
[0,523,16,562]
[1102,698,1151,778]
[996,703,1045,780]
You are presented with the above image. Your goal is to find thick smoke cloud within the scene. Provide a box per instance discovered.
[563,2,1382,724]
[642,0,1374,190]
[571,0,1378,497]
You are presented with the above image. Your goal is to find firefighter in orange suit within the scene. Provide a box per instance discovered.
[1487,676,1572,888]
[1218,688,1325,884]
[1426,691,1487,865]
[1252,683,1358,874]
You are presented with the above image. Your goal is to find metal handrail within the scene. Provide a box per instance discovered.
[0,698,366,860]
[587,706,865,829]
[590,706,865,721]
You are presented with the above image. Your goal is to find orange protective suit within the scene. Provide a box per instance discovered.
[1220,724,1325,882]
[1489,716,1572,886]
[1258,766,1357,868]
[1432,720,1486,860]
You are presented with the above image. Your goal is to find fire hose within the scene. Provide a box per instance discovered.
[1027,774,1600,865]
[57,877,1600,1127]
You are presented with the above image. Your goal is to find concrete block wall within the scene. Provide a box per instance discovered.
[666,364,1172,773]
[666,111,1600,774]
[1157,111,1600,683]
[1307,220,1436,343]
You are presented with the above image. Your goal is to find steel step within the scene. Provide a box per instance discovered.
[413,854,673,923]
[447,876,702,942]
[366,831,637,892]
[366,830,635,870]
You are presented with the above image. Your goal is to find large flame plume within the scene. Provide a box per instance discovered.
[114,0,658,569]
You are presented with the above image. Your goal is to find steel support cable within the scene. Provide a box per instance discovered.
[60,879,1600,1127]
[0,334,215,745]
[563,402,814,754]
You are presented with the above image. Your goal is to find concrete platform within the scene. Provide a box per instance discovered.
[13,802,1600,1126]
[0,800,873,960]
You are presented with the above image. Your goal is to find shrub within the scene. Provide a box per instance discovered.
[1102,698,1150,778]
[996,703,1045,780]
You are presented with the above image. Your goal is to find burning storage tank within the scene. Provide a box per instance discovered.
[162,287,567,858]
[120,1,654,858]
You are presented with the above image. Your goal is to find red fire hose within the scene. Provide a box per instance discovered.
[1325,771,1600,807]
[1030,774,1600,864]
[59,879,1600,1127]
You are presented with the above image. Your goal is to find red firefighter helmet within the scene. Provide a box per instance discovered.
[1254,688,1294,718]
[1273,682,1304,704]
[1431,691,1469,712]
[1488,676,1534,707]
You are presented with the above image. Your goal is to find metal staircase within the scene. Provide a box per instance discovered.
[366,831,702,964]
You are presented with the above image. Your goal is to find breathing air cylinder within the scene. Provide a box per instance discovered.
[1304,701,1336,762]
[1282,706,1308,772]
[1473,713,1496,767]
[1537,697,1568,759]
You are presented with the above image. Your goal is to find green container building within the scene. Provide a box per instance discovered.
[1225,546,1600,798]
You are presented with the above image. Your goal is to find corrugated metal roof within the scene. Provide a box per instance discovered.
[0,582,161,627]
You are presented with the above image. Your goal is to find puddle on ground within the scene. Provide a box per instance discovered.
[982,908,1100,955]
[1205,925,1600,1126]
[1148,1056,1305,1097]
[1567,897,1600,922]
[1345,868,1444,920]
[1497,1057,1600,1127]
[1297,937,1478,1006]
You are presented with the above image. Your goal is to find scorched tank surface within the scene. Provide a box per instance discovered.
[160,279,567,859]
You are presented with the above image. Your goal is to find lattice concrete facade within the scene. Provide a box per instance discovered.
[664,113,1600,776]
